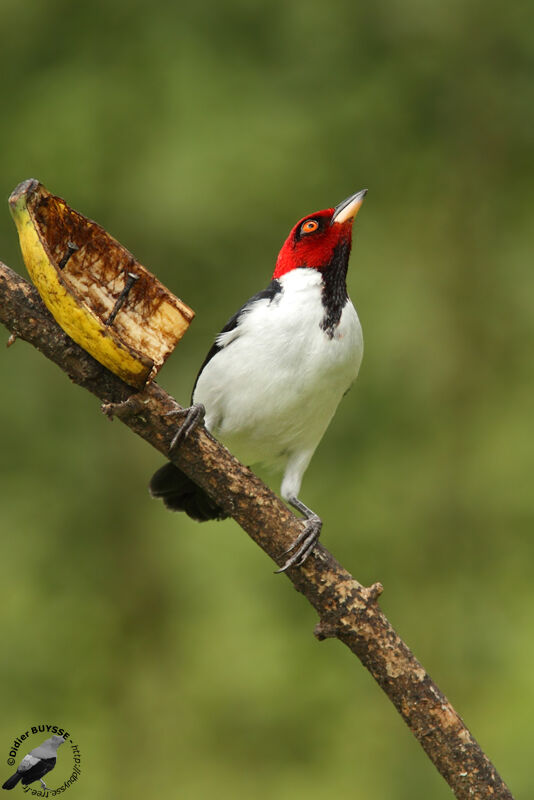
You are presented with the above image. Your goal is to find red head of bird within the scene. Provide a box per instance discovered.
[273,189,367,279]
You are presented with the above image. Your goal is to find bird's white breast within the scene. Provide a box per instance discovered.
[194,268,363,469]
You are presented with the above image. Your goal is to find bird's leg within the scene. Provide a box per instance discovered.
[40,778,50,790]
[276,496,322,573]
[166,403,206,452]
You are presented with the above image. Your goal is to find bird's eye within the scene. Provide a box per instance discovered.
[301,219,319,234]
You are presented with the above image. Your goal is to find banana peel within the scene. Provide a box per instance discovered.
[9,179,194,388]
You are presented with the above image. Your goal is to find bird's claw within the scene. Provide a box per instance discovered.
[276,516,322,573]
[167,403,206,452]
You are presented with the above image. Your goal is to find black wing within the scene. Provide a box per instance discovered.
[191,278,282,401]
[20,757,56,786]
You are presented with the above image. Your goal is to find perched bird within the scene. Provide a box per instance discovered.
[2,735,65,791]
[150,190,367,571]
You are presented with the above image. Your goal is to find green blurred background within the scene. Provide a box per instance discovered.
[0,1,532,797]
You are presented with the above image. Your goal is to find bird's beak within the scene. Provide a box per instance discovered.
[331,189,367,225]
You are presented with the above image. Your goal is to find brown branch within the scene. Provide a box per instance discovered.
[0,260,514,800]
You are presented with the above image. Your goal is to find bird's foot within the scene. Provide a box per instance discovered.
[101,393,146,420]
[276,498,322,573]
[40,779,50,790]
[166,403,205,452]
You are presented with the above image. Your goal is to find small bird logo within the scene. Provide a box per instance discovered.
[2,734,65,791]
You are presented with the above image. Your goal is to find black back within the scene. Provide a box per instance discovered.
[21,757,56,786]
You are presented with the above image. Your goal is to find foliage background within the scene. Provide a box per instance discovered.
[0,1,532,797]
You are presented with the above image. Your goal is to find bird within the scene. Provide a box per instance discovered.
[150,190,367,571]
[2,734,65,791]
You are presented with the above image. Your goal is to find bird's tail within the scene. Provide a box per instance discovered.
[149,462,228,522]
[2,772,21,790]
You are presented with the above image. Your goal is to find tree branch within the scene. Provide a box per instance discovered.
[0,260,514,800]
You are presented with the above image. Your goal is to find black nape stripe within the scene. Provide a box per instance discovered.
[320,240,350,337]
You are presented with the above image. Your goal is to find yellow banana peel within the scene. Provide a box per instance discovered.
[9,179,194,388]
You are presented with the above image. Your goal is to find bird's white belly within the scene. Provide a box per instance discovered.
[193,269,363,469]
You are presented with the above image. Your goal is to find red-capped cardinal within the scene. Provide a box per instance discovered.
[150,190,367,571]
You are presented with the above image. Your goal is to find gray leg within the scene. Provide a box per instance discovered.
[167,403,206,452]
[276,496,322,573]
